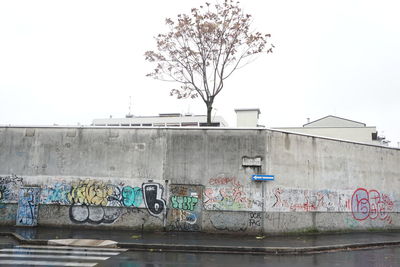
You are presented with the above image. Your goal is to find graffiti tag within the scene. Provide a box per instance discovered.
[171,196,198,211]
[351,188,393,224]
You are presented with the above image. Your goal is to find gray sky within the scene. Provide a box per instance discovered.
[0,0,399,146]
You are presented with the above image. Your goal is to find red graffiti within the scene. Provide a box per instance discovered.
[351,188,393,224]
[209,177,239,186]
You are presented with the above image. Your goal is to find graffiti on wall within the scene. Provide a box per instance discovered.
[351,188,394,224]
[248,212,262,227]
[204,176,262,211]
[0,175,24,202]
[142,183,166,218]
[69,204,122,224]
[266,187,351,212]
[41,180,71,205]
[168,185,202,232]
[16,187,41,226]
[122,186,143,207]
[68,180,117,206]
[66,180,164,223]
[171,196,198,211]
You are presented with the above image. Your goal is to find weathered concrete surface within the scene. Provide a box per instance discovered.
[0,126,399,234]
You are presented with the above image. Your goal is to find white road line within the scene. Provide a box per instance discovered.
[17,245,127,252]
[0,260,97,266]
[0,253,109,261]
[1,248,119,256]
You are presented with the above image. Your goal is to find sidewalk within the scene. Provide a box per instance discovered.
[1,226,400,254]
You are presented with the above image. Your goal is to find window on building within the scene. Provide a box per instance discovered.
[199,122,220,127]
[181,122,199,127]
[166,123,180,127]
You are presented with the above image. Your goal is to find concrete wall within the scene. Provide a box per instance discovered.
[0,126,399,234]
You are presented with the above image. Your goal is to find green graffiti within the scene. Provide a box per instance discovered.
[171,196,198,211]
[122,186,143,207]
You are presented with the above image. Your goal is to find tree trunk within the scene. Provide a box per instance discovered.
[206,104,213,126]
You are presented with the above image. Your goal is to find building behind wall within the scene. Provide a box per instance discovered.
[92,113,228,127]
[235,108,262,127]
[273,115,389,146]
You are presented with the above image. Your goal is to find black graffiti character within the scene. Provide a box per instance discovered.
[142,183,166,218]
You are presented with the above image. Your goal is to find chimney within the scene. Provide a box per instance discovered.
[235,108,261,127]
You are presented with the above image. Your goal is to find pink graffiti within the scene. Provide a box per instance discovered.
[351,188,393,224]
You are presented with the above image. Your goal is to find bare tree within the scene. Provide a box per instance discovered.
[145,0,273,125]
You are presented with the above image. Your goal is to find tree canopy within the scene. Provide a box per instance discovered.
[145,0,274,125]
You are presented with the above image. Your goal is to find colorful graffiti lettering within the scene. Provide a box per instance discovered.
[67,180,114,206]
[204,176,262,211]
[351,188,394,224]
[171,196,198,211]
[168,184,203,232]
[16,187,41,226]
[66,180,147,224]
[41,181,71,204]
[142,183,166,218]
[122,186,143,207]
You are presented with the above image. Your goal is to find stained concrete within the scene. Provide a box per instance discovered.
[0,126,399,234]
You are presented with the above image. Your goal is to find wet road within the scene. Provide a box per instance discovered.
[98,246,400,267]
[1,236,399,267]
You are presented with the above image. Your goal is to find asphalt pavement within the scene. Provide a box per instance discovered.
[1,226,400,255]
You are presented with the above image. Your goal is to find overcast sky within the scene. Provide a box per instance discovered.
[0,0,399,146]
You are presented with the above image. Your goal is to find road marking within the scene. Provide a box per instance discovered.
[0,253,109,260]
[0,260,97,266]
[1,248,120,256]
[17,245,127,252]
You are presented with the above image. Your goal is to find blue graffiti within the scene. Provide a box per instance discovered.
[122,186,143,207]
[16,187,41,226]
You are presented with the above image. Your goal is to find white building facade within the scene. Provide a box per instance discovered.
[92,113,228,127]
[273,115,389,146]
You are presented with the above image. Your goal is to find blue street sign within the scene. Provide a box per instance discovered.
[252,174,275,181]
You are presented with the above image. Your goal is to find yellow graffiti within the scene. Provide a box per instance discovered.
[67,179,114,206]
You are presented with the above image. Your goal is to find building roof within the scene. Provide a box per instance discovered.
[303,115,366,128]
[234,108,261,115]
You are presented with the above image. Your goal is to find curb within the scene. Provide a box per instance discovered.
[2,232,400,255]
[0,232,47,246]
[117,240,400,255]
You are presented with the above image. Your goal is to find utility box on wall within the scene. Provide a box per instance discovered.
[167,184,203,232]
